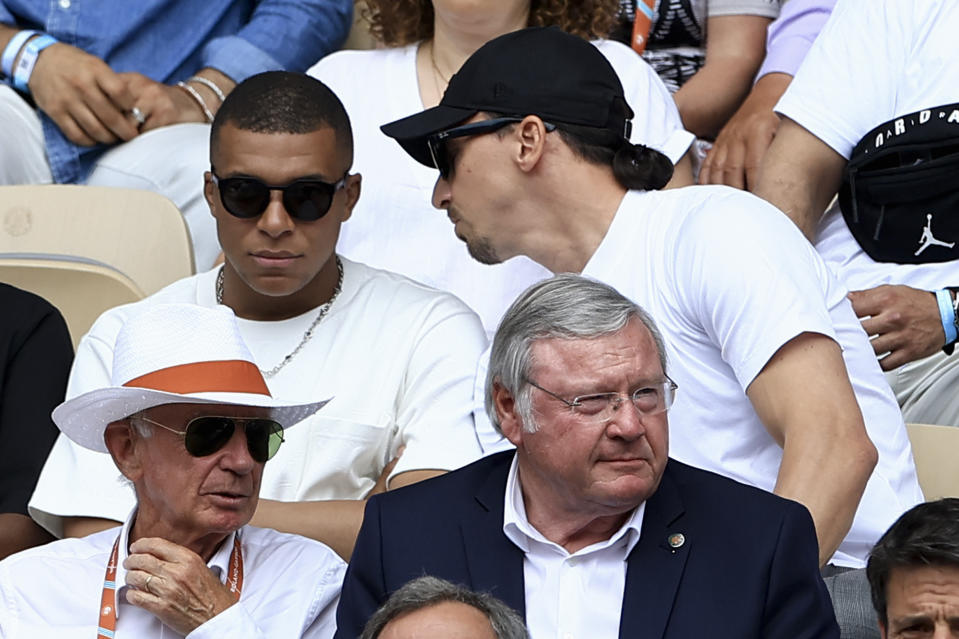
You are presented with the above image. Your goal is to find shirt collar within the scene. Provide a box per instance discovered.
[502,453,645,558]
[114,508,239,616]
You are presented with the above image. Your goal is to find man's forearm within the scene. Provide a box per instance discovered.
[0,513,54,560]
[773,429,876,565]
[249,498,365,561]
[755,117,847,242]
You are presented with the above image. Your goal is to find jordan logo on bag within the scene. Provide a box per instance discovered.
[915,214,956,256]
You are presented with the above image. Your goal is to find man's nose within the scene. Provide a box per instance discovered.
[432,175,451,210]
[256,191,295,237]
[218,428,257,473]
[604,397,648,441]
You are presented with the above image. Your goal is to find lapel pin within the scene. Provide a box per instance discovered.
[667,533,685,549]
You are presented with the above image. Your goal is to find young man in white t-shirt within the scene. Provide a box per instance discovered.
[380,26,922,628]
[757,0,959,429]
[28,71,488,561]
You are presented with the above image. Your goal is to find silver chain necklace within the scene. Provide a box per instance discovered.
[216,257,344,379]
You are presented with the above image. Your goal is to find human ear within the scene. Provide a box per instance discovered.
[514,116,549,174]
[203,171,217,217]
[104,421,144,482]
[340,173,362,222]
[493,381,525,447]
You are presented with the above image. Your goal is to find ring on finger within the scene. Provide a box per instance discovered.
[130,106,146,127]
[144,574,154,593]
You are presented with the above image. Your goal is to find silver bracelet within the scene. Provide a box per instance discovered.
[176,81,214,122]
[187,75,226,104]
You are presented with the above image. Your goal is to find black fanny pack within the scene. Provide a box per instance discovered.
[839,103,959,264]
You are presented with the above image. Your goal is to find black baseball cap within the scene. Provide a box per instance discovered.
[381,26,635,169]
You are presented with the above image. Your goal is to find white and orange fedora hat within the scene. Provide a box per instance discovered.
[53,303,329,453]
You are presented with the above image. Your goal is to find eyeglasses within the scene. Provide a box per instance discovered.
[137,415,285,463]
[210,171,347,221]
[526,377,678,423]
[427,116,557,179]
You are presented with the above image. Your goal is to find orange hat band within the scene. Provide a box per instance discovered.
[123,360,271,396]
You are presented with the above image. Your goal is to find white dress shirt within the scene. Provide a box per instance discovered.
[0,512,345,637]
[502,456,645,639]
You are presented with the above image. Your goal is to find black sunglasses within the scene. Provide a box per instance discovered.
[139,415,285,463]
[211,171,347,221]
[427,116,557,179]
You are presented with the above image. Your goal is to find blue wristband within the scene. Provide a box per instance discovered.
[935,289,958,345]
[1,30,38,78]
[12,34,57,93]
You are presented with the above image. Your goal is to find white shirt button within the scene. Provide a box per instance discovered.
[58,0,71,8]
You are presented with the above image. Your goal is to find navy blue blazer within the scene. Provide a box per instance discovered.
[335,451,839,638]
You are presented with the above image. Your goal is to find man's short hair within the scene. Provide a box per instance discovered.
[485,273,667,433]
[359,576,528,639]
[210,71,354,166]
[866,498,959,624]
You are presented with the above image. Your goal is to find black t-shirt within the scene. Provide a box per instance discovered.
[0,284,73,516]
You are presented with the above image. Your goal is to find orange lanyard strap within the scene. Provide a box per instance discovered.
[97,533,244,638]
[631,0,657,54]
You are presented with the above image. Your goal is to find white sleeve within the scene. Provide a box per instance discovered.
[775,0,910,159]
[389,296,487,481]
[594,39,695,163]
[27,309,136,537]
[674,191,839,388]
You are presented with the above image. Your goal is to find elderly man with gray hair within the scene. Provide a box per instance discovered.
[360,576,528,639]
[336,273,840,639]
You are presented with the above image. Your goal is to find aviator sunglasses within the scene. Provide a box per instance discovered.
[211,170,347,221]
[138,415,286,463]
[427,116,557,179]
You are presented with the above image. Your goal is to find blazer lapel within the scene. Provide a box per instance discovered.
[461,453,527,616]
[620,465,689,639]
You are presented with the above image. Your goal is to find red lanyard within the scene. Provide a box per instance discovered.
[97,533,243,638]
[631,0,657,54]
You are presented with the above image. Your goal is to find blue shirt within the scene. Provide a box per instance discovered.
[0,0,353,183]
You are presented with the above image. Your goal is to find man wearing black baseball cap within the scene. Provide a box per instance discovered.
[383,26,923,633]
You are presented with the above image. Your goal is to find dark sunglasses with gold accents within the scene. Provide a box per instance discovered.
[427,116,557,180]
[137,415,285,463]
[211,169,347,221]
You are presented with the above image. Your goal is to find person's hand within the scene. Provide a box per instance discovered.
[124,537,237,635]
[119,72,209,132]
[28,42,139,146]
[848,284,946,370]
[699,72,792,191]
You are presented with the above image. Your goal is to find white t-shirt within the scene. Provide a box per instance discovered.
[775,0,959,292]
[310,40,694,336]
[29,258,487,536]
[0,516,344,638]
[479,186,921,567]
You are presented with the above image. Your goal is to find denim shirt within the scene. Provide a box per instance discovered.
[0,0,352,183]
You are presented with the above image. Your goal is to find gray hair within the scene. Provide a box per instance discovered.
[866,498,959,625]
[360,576,529,639]
[485,273,667,433]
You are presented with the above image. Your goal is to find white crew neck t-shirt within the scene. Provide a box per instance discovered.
[310,40,694,335]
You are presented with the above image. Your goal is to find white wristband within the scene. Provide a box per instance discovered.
[13,34,57,93]
[1,30,37,77]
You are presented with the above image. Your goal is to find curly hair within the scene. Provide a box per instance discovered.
[361,0,620,47]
